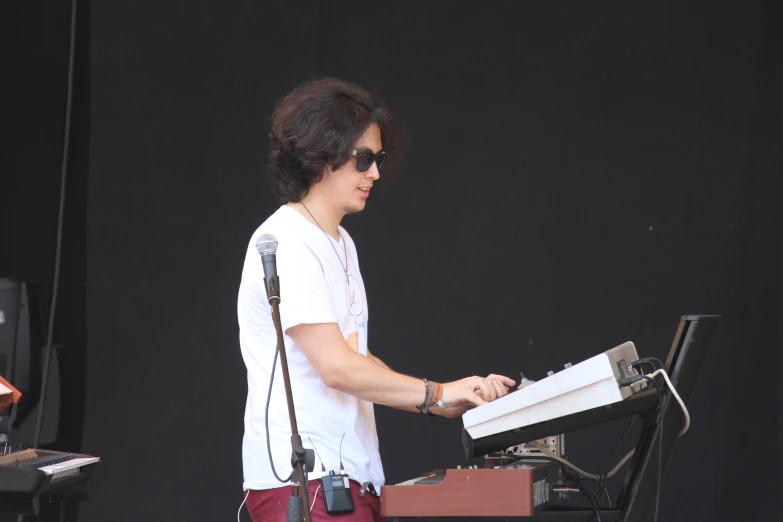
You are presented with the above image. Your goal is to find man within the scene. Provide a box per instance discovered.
[237,78,514,522]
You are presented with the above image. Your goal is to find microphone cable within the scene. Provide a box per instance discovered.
[264,345,293,483]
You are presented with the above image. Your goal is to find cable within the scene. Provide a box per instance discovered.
[555,481,610,510]
[647,369,689,435]
[641,376,663,522]
[565,470,601,521]
[512,454,602,522]
[310,483,322,512]
[615,366,688,521]
[485,452,612,507]
[584,488,602,519]
[494,454,599,520]
[583,478,613,508]
[600,483,612,508]
[17,3,79,522]
[487,366,684,520]
[265,347,292,483]
[632,357,664,373]
[530,443,635,481]
[598,415,637,507]
[32,0,78,452]
[237,490,249,522]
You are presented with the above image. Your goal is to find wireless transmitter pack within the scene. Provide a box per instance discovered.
[309,435,354,514]
[321,470,354,514]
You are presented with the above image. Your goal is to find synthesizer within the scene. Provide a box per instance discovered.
[381,460,560,518]
[463,341,643,440]
[0,448,100,505]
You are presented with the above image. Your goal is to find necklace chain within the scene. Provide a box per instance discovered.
[300,202,349,275]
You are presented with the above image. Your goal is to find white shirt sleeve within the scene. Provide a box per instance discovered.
[276,238,338,332]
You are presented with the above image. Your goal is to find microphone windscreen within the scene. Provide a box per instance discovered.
[255,233,278,255]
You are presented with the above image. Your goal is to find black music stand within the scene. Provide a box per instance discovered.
[396,315,720,522]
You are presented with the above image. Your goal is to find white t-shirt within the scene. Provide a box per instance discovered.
[237,205,383,491]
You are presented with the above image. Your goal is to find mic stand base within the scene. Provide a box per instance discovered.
[287,485,304,522]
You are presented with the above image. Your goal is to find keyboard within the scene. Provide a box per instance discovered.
[0,448,100,498]
[462,341,643,440]
[381,460,561,517]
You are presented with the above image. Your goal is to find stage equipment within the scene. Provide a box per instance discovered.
[382,315,719,522]
[0,446,100,516]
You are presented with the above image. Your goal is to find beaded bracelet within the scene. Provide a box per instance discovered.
[417,379,436,414]
[430,382,443,407]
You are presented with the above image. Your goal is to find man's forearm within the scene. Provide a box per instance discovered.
[287,323,432,413]
[328,350,422,412]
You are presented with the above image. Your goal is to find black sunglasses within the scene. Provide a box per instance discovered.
[349,149,388,173]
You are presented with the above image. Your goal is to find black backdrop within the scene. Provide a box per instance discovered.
[5,2,782,522]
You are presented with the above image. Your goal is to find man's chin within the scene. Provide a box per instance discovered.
[342,202,366,216]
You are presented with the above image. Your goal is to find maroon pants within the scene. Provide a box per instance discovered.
[246,479,387,522]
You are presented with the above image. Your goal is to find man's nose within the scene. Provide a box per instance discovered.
[366,162,380,181]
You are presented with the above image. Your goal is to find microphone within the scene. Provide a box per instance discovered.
[255,233,280,303]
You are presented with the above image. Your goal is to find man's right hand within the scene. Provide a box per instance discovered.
[433,374,515,418]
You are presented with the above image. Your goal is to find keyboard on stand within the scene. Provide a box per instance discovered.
[0,448,100,515]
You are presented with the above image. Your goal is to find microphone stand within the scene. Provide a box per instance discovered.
[264,266,312,522]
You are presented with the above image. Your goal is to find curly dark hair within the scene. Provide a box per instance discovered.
[267,77,407,203]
